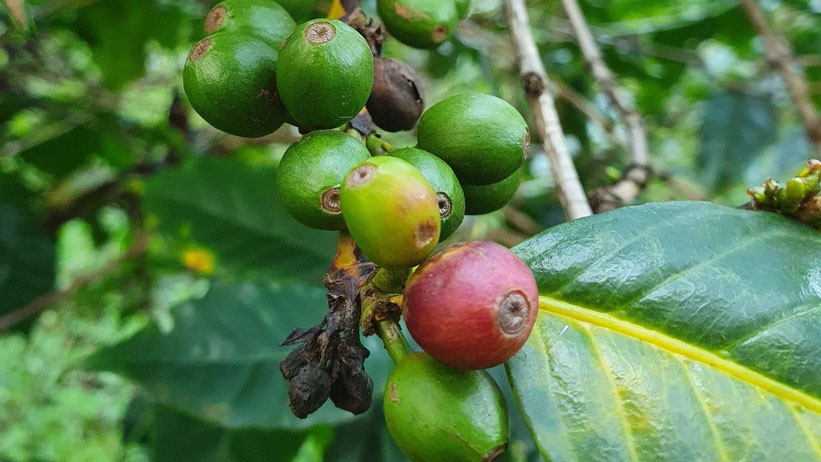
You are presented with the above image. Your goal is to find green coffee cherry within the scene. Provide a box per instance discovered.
[377,0,458,50]
[277,130,371,230]
[417,93,529,185]
[463,169,522,215]
[204,0,296,48]
[340,156,440,269]
[183,33,287,138]
[276,0,324,22]
[277,19,374,129]
[384,352,509,462]
[391,148,465,240]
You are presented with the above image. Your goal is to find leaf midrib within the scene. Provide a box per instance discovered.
[538,296,821,414]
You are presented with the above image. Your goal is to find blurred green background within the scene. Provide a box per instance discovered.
[0,0,819,460]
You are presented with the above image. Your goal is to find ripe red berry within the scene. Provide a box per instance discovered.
[403,241,538,370]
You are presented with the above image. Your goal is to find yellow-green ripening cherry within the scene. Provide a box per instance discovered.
[417,93,529,185]
[183,33,288,138]
[377,0,458,49]
[276,130,371,230]
[384,353,509,462]
[340,156,440,269]
[204,0,296,48]
[277,19,374,129]
[391,148,465,241]
[463,169,522,215]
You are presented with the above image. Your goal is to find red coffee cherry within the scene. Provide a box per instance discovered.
[403,241,539,370]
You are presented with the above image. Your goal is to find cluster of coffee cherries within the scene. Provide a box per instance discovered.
[183,2,539,461]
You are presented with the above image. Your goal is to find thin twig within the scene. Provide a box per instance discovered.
[503,0,592,220]
[0,234,151,331]
[552,79,616,135]
[739,0,821,151]
[458,19,616,136]
[561,0,651,213]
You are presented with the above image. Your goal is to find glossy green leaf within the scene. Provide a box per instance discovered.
[85,280,393,430]
[143,157,336,284]
[509,201,821,461]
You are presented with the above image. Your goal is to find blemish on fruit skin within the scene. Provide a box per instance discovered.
[393,2,428,20]
[320,187,342,215]
[347,163,376,187]
[188,38,212,63]
[431,25,449,43]
[414,218,437,248]
[483,443,508,462]
[389,383,399,403]
[305,21,336,45]
[204,5,226,34]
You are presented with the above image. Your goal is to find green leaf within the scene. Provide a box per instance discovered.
[73,0,194,88]
[85,280,393,430]
[151,405,333,462]
[0,178,54,317]
[17,125,132,178]
[697,91,777,192]
[509,201,821,461]
[143,157,336,284]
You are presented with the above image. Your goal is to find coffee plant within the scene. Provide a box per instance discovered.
[1,0,819,461]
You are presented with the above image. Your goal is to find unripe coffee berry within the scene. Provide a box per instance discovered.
[276,0,325,22]
[277,19,374,129]
[384,352,509,462]
[463,169,522,215]
[204,0,295,48]
[391,147,465,240]
[340,156,440,269]
[417,93,529,185]
[183,33,288,138]
[404,241,538,370]
[276,130,371,230]
[377,0,458,50]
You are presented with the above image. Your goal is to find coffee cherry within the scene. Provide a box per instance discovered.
[277,130,371,230]
[340,156,440,269]
[404,241,538,370]
[384,352,509,462]
[367,57,424,132]
[417,93,529,185]
[204,0,296,48]
[377,0,458,50]
[277,19,374,129]
[183,33,287,138]
[391,148,465,240]
[463,169,522,215]
[276,0,324,22]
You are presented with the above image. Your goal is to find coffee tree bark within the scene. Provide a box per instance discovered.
[503,0,593,220]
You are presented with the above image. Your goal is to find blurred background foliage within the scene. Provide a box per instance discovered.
[0,0,819,460]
